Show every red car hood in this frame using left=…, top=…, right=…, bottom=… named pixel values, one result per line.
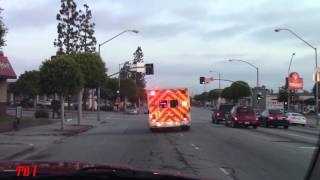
left=0, top=160, right=201, bottom=179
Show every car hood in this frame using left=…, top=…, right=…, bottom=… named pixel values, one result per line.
left=0, top=160, right=201, bottom=179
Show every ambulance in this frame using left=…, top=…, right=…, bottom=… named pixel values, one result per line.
left=146, top=88, right=191, bottom=131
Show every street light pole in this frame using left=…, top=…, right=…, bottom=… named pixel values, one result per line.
left=287, top=53, right=295, bottom=112
left=97, top=29, right=139, bottom=121
left=228, top=59, right=260, bottom=87
left=275, top=28, right=319, bottom=126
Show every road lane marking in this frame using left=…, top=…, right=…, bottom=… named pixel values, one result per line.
left=191, top=143, right=200, bottom=150
left=299, top=146, right=317, bottom=149
left=259, top=129, right=317, bottom=141
left=219, top=168, right=234, bottom=180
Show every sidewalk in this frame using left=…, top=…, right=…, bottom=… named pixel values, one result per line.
left=0, top=112, right=112, bottom=160
left=306, top=116, right=320, bottom=129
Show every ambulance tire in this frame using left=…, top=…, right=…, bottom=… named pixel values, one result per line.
left=181, top=125, right=190, bottom=131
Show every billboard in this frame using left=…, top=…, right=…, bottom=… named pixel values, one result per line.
left=286, top=72, right=303, bottom=90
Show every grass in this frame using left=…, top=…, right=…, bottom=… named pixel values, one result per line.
left=0, top=114, right=16, bottom=122
left=0, top=114, right=33, bottom=123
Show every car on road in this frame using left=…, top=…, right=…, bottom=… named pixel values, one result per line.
left=259, top=109, right=289, bottom=129
left=126, top=106, right=139, bottom=114
left=225, top=105, right=259, bottom=128
left=211, top=104, right=234, bottom=124
left=285, top=112, right=307, bottom=126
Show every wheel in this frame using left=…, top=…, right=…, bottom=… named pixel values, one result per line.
left=225, top=122, right=229, bottom=127
left=215, top=119, right=219, bottom=124
left=231, top=121, right=237, bottom=128
left=253, top=125, right=257, bottom=129
left=181, top=125, right=190, bottom=131
left=212, top=117, right=216, bottom=124
left=302, top=124, right=306, bottom=127
left=265, top=121, right=269, bottom=128
left=284, top=126, right=289, bottom=129
left=149, top=128, right=156, bottom=132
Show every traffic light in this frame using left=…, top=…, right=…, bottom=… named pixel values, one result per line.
left=256, top=93, right=263, bottom=104
left=257, top=93, right=262, bottom=100
left=145, top=64, right=154, bottom=75
left=200, top=77, right=205, bottom=84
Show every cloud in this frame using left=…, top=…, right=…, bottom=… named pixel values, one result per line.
left=3, top=0, right=58, bottom=29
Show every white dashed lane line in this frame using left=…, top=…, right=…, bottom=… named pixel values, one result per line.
left=299, top=146, right=318, bottom=150
left=191, top=143, right=200, bottom=150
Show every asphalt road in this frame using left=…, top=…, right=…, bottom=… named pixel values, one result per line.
left=16, top=107, right=319, bottom=180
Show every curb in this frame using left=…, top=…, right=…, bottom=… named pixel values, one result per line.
left=62, top=125, right=94, bottom=137
left=2, top=143, right=34, bottom=160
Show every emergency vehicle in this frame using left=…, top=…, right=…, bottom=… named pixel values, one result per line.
left=146, top=88, right=191, bottom=131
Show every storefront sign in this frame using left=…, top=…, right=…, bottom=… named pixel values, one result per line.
left=0, top=56, right=16, bottom=79
left=286, top=72, right=303, bottom=90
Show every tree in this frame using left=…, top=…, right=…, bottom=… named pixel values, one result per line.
left=120, top=79, right=137, bottom=101
left=54, top=0, right=79, bottom=54
left=304, top=98, right=315, bottom=105
left=72, top=53, right=105, bottom=88
left=277, top=86, right=288, bottom=102
left=78, top=4, right=96, bottom=52
left=208, top=89, right=222, bottom=102
left=230, top=81, right=251, bottom=101
left=39, top=56, right=84, bottom=130
left=221, top=87, right=232, bottom=100
left=101, top=77, right=118, bottom=101
left=131, top=46, right=145, bottom=87
left=70, top=53, right=105, bottom=122
left=193, top=92, right=208, bottom=104
left=0, top=8, right=7, bottom=47
left=119, top=47, right=146, bottom=105
left=14, top=70, right=40, bottom=107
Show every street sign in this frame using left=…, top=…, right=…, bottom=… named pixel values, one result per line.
left=130, top=63, right=145, bottom=73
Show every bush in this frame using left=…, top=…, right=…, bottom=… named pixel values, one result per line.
left=34, top=109, right=49, bottom=119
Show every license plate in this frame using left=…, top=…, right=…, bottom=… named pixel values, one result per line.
left=277, top=118, right=283, bottom=120
left=244, top=122, right=250, bottom=125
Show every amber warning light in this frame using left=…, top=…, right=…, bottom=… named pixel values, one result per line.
left=150, top=90, right=156, bottom=96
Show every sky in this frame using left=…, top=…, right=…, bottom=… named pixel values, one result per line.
left=1, top=0, right=320, bottom=96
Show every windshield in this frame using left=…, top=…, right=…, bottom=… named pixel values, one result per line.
left=219, top=105, right=234, bottom=112
left=269, top=109, right=283, bottom=115
left=1, top=1, right=319, bottom=180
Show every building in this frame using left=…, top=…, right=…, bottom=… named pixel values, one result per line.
left=0, top=51, right=17, bottom=115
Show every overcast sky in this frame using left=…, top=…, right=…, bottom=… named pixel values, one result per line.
left=1, top=0, right=319, bottom=95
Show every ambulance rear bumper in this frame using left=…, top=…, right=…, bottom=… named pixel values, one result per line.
left=149, top=120, right=190, bottom=128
